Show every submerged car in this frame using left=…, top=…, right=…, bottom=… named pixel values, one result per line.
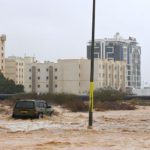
left=12, top=99, right=54, bottom=118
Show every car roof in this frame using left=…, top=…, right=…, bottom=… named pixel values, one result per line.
left=17, top=99, right=46, bottom=103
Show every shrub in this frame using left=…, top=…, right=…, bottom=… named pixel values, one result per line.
left=10, top=93, right=88, bottom=112
left=129, top=99, right=150, bottom=106
left=64, top=100, right=89, bottom=112
left=94, top=87, right=126, bottom=102
left=9, top=89, right=136, bottom=112
left=95, top=101, right=136, bottom=111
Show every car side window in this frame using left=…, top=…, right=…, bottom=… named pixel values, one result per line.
left=36, top=102, right=47, bottom=108
left=43, top=103, right=47, bottom=108
left=36, top=102, right=41, bottom=108
left=40, top=103, right=44, bottom=108
left=38, top=102, right=46, bottom=108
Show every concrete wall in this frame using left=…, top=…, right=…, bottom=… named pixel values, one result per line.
left=133, top=88, right=150, bottom=96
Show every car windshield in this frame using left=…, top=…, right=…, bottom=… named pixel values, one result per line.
left=15, top=101, right=34, bottom=109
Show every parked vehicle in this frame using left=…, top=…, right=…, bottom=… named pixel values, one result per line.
left=12, top=99, right=54, bottom=118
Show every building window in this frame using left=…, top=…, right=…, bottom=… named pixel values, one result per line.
left=1, top=47, right=3, bottom=50
left=46, top=84, right=49, bottom=88
left=103, top=82, right=105, bottom=86
left=38, top=85, right=40, bottom=88
left=103, top=65, right=105, bottom=69
left=55, top=84, right=57, bottom=88
left=109, top=74, right=111, bottom=78
left=99, top=64, right=101, bottom=68
left=29, top=77, right=31, bottom=80
left=37, top=68, right=40, bottom=72
left=99, top=82, right=101, bottom=87
left=55, top=76, right=57, bottom=80
left=29, top=69, right=31, bottom=72
left=46, top=76, right=49, bottom=80
left=55, top=68, right=58, bottom=72
left=29, top=85, right=31, bottom=88
left=46, top=68, right=49, bottom=72
left=120, top=75, right=123, bottom=79
left=38, top=77, right=40, bottom=80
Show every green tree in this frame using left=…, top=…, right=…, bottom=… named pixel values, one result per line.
left=0, top=72, right=24, bottom=94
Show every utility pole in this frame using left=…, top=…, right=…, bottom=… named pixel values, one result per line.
left=89, top=0, right=96, bottom=128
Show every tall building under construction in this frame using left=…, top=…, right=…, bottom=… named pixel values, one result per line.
left=0, top=34, right=6, bottom=75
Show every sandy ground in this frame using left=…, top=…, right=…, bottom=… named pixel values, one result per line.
left=0, top=104, right=150, bottom=150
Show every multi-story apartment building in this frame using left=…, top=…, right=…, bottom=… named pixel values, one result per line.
left=87, top=33, right=141, bottom=89
left=54, top=59, right=126, bottom=94
left=24, top=59, right=126, bottom=94
left=0, top=34, right=6, bottom=74
left=24, top=61, right=54, bottom=93
left=5, top=56, right=35, bottom=85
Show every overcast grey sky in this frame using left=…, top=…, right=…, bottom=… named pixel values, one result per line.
left=0, top=0, right=150, bottom=84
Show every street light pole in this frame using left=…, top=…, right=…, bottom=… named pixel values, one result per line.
left=89, top=0, right=96, bottom=128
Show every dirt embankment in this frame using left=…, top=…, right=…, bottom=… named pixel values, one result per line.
left=0, top=102, right=150, bottom=150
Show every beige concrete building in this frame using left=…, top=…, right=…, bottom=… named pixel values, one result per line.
left=5, top=56, right=35, bottom=85
left=0, top=34, right=6, bottom=74
left=24, top=59, right=126, bottom=94
left=54, top=59, right=126, bottom=94
left=24, top=61, right=54, bottom=93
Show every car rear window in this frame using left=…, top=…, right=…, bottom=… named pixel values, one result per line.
left=15, top=101, right=34, bottom=109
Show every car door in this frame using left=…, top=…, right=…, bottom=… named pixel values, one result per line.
left=42, top=102, right=47, bottom=115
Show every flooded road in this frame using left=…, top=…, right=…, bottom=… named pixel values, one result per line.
left=0, top=106, right=150, bottom=150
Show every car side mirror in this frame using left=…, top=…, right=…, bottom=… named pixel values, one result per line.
left=47, top=105, right=51, bottom=108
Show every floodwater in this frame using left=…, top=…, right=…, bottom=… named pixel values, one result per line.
left=0, top=105, right=150, bottom=150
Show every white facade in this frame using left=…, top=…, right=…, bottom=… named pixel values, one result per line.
left=132, top=88, right=150, bottom=96
left=0, top=34, right=6, bottom=74
left=24, top=62, right=54, bottom=93
left=54, top=59, right=126, bottom=94
left=54, top=59, right=126, bottom=95
left=23, top=59, right=126, bottom=95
